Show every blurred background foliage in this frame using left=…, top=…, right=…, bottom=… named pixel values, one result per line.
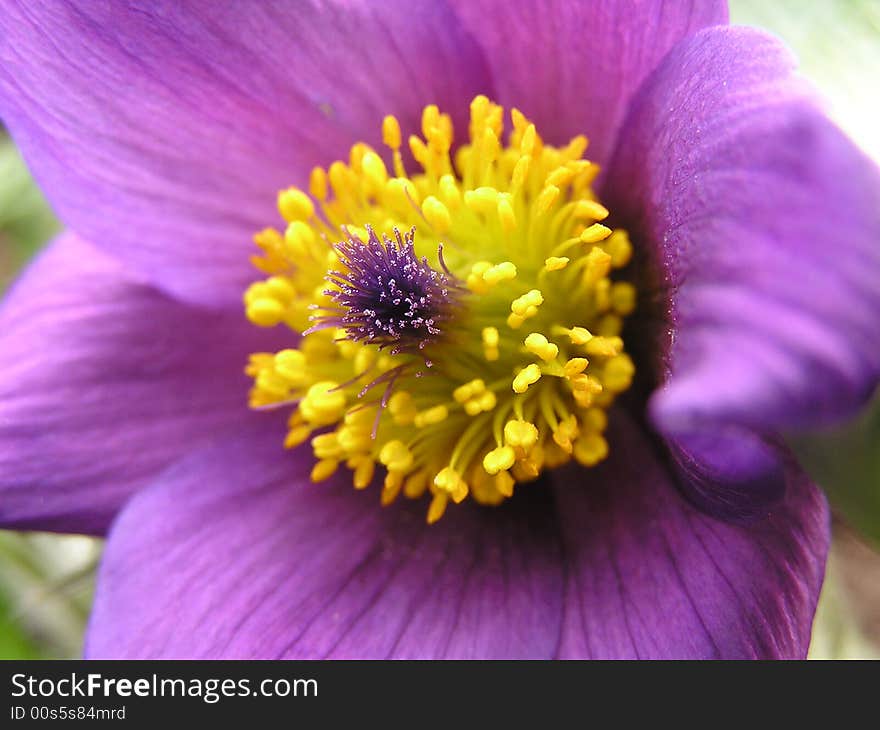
left=0, top=0, right=878, bottom=658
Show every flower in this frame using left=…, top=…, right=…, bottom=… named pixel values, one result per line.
left=0, top=0, right=877, bottom=659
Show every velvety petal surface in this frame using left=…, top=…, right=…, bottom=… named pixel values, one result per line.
left=0, top=233, right=288, bottom=535
left=553, top=417, right=827, bottom=658
left=86, top=415, right=827, bottom=659
left=448, top=0, right=727, bottom=163
left=86, top=431, right=566, bottom=659
left=604, top=27, right=880, bottom=439
left=0, top=0, right=491, bottom=308
left=601, top=27, right=880, bottom=517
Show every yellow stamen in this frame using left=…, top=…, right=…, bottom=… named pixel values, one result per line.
left=243, top=97, right=636, bottom=522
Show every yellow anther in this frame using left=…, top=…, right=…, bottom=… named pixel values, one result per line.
left=352, top=458, right=375, bottom=489
left=512, top=364, right=542, bottom=394
left=504, top=420, right=539, bottom=449
left=584, top=336, right=623, bottom=357
left=381, top=471, right=405, bottom=506
left=483, top=446, right=516, bottom=475
left=497, top=194, right=517, bottom=232
left=483, top=261, right=517, bottom=285
left=422, top=195, right=451, bottom=233
left=245, top=297, right=285, bottom=327
left=328, top=161, right=355, bottom=197
left=284, top=220, right=316, bottom=258
left=337, top=424, right=371, bottom=453
left=308, top=167, right=328, bottom=201
left=408, top=134, right=429, bottom=166
left=311, top=458, right=339, bottom=482
left=482, top=326, right=499, bottom=348
left=464, top=186, right=500, bottom=215
left=438, top=174, right=462, bottom=209
left=414, top=404, right=449, bottom=428
left=464, top=390, right=496, bottom=416
left=524, top=332, right=559, bottom=362
left=379, top=440, right=414, bottom=474
left=604, top=354, right=636, bottom=393
left=277, top=187, right=314, bottom=222
left=570, top=373, right=603, bottom=394
left=467, top=268, right=491, bottom=294
left=382, top=115, right=401, bottom=148
left=507, top=312, right=526, bottom=329
left=561, top=326, right=593, bottom=345
left=404, top=470, right=429, bottom=499
left=544, top=256, right=569, bottom=271
left=427, top=493, right=449, bottom=524
left=520, top=123, right=537, bottom=155
left=580, top=223, right=613, bottom=243
left=284, top=424, right=312, bottom=449
left=583, top=408, right=608, bottom=432
left=349, top=142, right=369, bottom=170
left=583, top=246, right=612, bottom=282
left=511, top=289, right=544, bottom=316
left=574, top=199, right=609, bottom=220
left=385, top=177, right=420, bottom=209
left=535, top=185, right=560, bottom=215
left=611, top=282, right=637, bottom=315
left=434, top=467, right=468, bottom=503
left=563, top=135, right=589, bottom=159
left=387, top=391, right=417, bottom=425
left=300, top=381, right=347, bottom=426
left=353, top=346, right=378, bottom=375
left=563, top=357, right=589, bottom=377
left=360, top=151, right=388, bottom=186
left=495, top=471, right=515, bottom=497
left=545, top=166, right=575, bottom=188
left=274, top=349, right=308, bottom=385
left=453, top=379, right=485, bottom=403
left=512, top=155, right=531, bottom=190
left=421, top=104, right=440, bottom=138
left=482, top=326, right=500, bottom=361
left=344, top=405, right=374, bottom=427
left=255, top=369, right=291, bottom=398
left=604, top=229, right=633, bottom=267
left=311, top=432, right=342, bottom=460
left=573, top=433, right=609, bottom=467
left=552, top=414, right=579, bottom=453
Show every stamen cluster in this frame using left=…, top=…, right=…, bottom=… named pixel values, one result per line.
left=243, top=96, right=636, bottom=522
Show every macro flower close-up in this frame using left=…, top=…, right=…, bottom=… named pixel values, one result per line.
left=0, top=0, right=878, bottom=660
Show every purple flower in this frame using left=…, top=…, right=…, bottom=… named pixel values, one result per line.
left=0, top=0, right=877, bottom=659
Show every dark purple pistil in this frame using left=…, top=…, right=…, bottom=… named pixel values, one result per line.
left=307, top=226, right=462, bottom=356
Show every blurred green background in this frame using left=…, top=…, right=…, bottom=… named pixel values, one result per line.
left=0, top=0, right=878, bottom=658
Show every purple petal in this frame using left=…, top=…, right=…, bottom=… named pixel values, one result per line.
left=448, top=0, right=727, bottom=163
left=553, top=416, right=828, bottom=658
left=86, top=415, right=827, bottom=659
left=604, top=26, right=880, bottom=439
left=601, top=27, right=880, bottom=517
left=85, top=431, right=565, bottom=659
left=0, top=233, right=288, bottom=535
left=0, top=1, right=491, bottom=308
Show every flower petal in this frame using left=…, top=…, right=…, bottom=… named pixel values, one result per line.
left=0, top=233, right=287, bottom=535
left=601, top=27, right=880, bottom=517
left=448, top=0, right=727, bottom=162
left=553, top=416, right=828, bottom=659
left=85, top=415, right=827, bottom=659
left=0, top=0, right=491, bottom=308
left=85, top=431, right=565, bottom=659
left=603, top=26, right=880, bottom=438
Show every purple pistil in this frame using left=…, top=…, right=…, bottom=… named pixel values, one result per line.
left=307, top=226, right=462, bottom=356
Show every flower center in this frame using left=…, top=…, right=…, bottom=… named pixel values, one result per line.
left=244, top=96, right=636, bottom=523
